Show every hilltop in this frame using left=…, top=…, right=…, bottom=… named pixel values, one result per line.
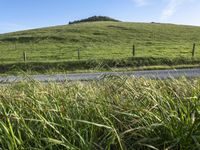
left=68, top=16, right=120, bottom=24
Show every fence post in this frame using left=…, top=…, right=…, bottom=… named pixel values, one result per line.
left=77, top=49, right=80, bottom=60
left=14, top=42, right=17, bottom=50
left=192, top=43, right=196, bottom=58
left=23, top=51, right=26, bottom=62
left=132, top=45, right=135, bottom=57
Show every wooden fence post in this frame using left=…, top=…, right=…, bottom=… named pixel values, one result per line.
left=77, top=49, right=80, bottom=60
left=132, top=45, right=135, bottom=57
left=14, top=42, right=17, bottom=50
left=192, top=43, right=196, bottom=58
left=23, top=51, right=26, bottom=62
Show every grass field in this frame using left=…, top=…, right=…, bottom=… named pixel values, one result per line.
left=0, top=77, right=200, bottom=149
left=0, top=21, right=200, bottom=73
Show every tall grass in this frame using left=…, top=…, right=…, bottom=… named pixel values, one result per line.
left=0, top=77, right=200, bottom=149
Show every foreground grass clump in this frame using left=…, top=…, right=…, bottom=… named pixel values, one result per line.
left=0, top=77, right=200, bottom=149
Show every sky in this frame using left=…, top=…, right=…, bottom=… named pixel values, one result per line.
left=0, top=0, right=200, bottom=33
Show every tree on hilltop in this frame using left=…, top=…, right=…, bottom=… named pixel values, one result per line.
left=69, top=16, right=120, bottom=24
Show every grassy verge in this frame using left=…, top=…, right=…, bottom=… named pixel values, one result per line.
left=0, top=57, right=200, bottom=75
left=0, top=77, right=200, bottom=149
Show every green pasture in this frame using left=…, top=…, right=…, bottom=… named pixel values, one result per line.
left=0, top=22, right=200, bottom=63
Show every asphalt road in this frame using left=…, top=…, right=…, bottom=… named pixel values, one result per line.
left=0, top=68, right=200, bottom=83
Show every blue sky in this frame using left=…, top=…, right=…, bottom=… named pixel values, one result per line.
left=0, top=0, right=200, bottom=33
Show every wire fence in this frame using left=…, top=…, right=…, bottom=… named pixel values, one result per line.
left=0, top=42, right=199, bottom=63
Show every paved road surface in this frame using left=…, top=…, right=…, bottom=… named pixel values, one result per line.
left=0, top=68, right=200, bottom=83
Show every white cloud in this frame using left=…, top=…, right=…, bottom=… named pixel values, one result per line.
left=161, top=0, right=196, bottom=20
left=132, top=0, right=148, bottom=6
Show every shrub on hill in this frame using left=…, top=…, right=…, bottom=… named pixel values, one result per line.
left=69, top=16, right=120, bottom=24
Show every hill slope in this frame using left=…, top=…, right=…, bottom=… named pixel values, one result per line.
left=0, top=21, right=200, bottom=63
left=0, top=21, right=200, bottom=74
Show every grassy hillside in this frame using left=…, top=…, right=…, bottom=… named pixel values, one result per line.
left=0, top=21, right=200, bottom=73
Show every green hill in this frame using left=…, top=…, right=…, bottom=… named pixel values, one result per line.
left=0, top=20, right=200, bottom=73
